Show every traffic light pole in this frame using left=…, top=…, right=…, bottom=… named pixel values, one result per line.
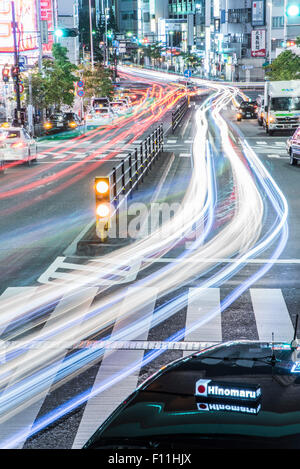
left=11, top=1, right=21, bottom=126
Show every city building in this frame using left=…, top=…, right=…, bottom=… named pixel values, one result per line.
left=116, top=0, right=138, bottom=35
left=57, top=0, right=80, bottom=64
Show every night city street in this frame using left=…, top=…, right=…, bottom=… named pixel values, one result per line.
left=0, top=0, right=300, bottom=457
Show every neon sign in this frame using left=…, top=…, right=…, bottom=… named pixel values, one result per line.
left=40, top=0, right=54, bottom=53
left=0, top=0, right=38, bottom=53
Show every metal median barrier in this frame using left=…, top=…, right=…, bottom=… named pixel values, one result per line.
left=172, top=97, right=189, bottom=133
left=110, top=123, right=164, bottom=208
left=92, top=124, right=164, bottom=242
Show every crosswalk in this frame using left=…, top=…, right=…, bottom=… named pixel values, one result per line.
left=35, top=136, right=289, bottom=163
left=37, top=139, right=146, bottom=162
left=0, top=284, right=297, bottom=448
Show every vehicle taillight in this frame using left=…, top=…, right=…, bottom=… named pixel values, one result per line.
left=11, top=142, right=25, bottom=149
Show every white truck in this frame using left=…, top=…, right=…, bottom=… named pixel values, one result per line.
left=263, top=80, right=300, bottom=135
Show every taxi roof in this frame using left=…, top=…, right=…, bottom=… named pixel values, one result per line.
left=84, top=340, right=300, bottom=449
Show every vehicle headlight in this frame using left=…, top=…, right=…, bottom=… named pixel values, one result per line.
left=43, top=122, right=52, bottom=130
left=269, top=115, right=276, bottom=123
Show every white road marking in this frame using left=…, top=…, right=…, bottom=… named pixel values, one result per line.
left=250, top=288, right=294, bottom=342
left=0, top=288, right=38, bottom=336
left=179, top=153, right=191, bottom=157
left=267, top=154, right=289, bottom=159
left=37, top=256, right=142, bottom=285
left=183, top=288, right=221, bottom=357
left=72, top=287, right=157, bottom=449
left=0, top=287, right=98, bottom=449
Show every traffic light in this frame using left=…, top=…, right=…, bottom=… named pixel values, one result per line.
left=94, top=177, right=111, bottom=220
left=2, top=67, right=9, bottom=82
left=286, top=4, right=300, bottom=16
left=11, top=66, right=19, bottom=80
left=94, top=177, right=111, bottom=241
left=54, top=28, right=78, bottom=38
left=287, top=40, right=296, bottom=47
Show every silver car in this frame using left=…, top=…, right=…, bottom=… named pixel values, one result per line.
left=0, top=126, right=37, bottom=166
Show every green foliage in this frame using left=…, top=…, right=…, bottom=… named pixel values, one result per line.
left=23, top=43, right=78, bottom=111
left=265, top=49, right=300, bottom=80
left=80, top=64, right=114, bottom=102
left=180, top=52, right=201, bottom=68
left=143, top=42, right=163, bottom=66
left=23, top=71, right=46, bottom=109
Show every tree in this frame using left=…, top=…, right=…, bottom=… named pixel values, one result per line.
left=42, top=44, right=78, bottom=110
left=180, top=51, right=202, bottom=69
left=265, top=49, right=300, bottom=80
left=23, top=70, right=47, bottom=110
left=23, top=43, right=78, bottom=114
left=80, top=64, right=114, bottom=103
left=146, top=43, right=163, bottom=67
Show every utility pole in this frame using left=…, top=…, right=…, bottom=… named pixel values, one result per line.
left=89, top=0, right=94, bottom=70
left=170, top=31, right=174, bottom=69
left=11, top=1, right=21, bottom=126
left=28, top=73, right=34, bottom=136
left=35, top=0, right=43, bottom=72
left=105, top=4, right=108, bottom=66
left=283, top=0, right=288, bottom=44
left=268, top=1, right=273, bottom=63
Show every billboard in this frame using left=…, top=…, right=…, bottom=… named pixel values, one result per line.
left=251, top=29, right=266, bottom=57
left=40, top=0, right=54, bottom=53
left=0, top=0, right=38, bottom=52
left=251, top=0, right=266, bottom=26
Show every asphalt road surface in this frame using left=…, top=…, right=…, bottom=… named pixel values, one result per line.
left=0, top=71, right=299, bottom=449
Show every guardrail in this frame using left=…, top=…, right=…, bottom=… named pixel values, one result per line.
left=172, top=97, right=189, bottom=133
left=109, top=123, right=164, bottom=213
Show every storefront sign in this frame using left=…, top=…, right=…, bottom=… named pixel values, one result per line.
left=251, top=29, right=266, bottom=57
left=252, top=0, right=266, bottom=26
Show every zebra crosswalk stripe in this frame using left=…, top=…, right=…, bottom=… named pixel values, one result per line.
left=0, top=287, right=38, bottom=336
left=72, top=286, right=158, bottom=449
left=0, top=287, right=98, bottom=449
left=0, top=285, right=297, bottom=448
left=250, top=288, right=294, bottom=342
left=183, top=288, right=221, bottom=357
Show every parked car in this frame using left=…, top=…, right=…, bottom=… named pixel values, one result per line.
left=0, top=125, right=37, bottom=166
left=287, top=126, right=300, bottom=166
left=236, top=100, right=258, bottom=121
left=83, top=339, right=300, bottom=449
